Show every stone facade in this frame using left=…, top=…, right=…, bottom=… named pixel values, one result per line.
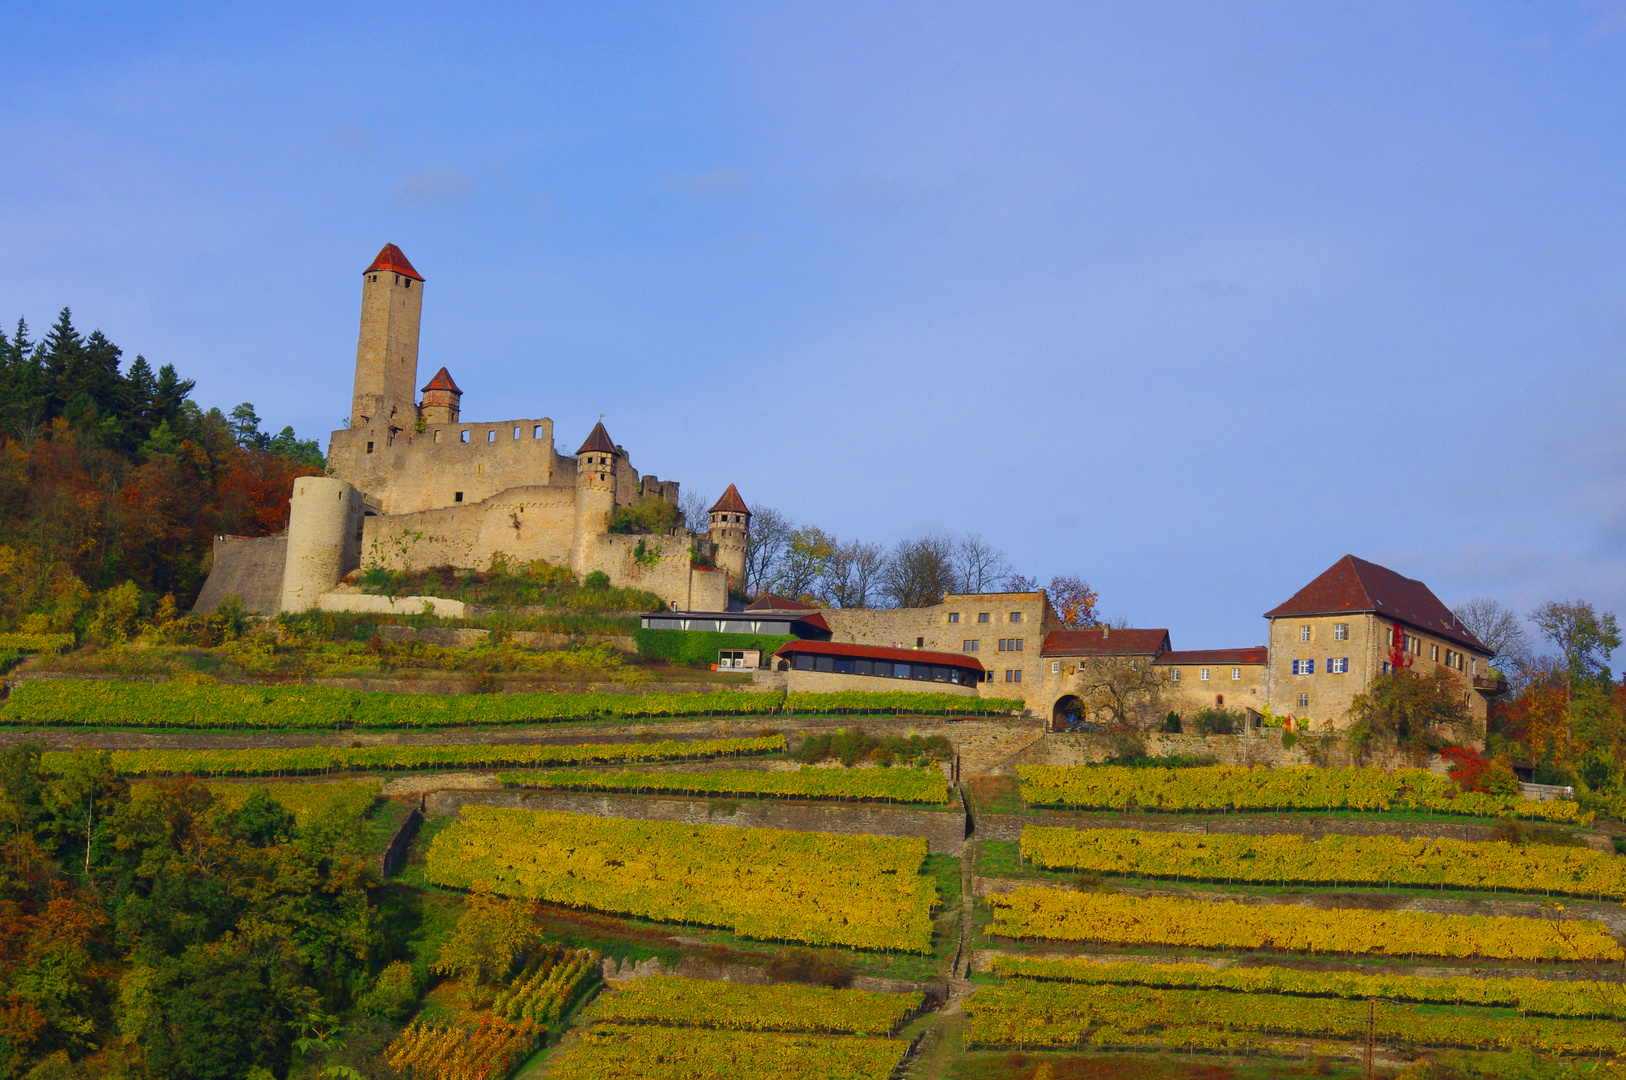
left=1262, top=555, right=1495, bottom=734
left=198, top=245, right=749, bottom=615
left=822, top=591, right=1054, bottom=710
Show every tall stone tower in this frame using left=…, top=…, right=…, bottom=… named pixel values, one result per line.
left=350, top=244, right=424, bottom=433
left=572, top=421, right=619, bottom=573
left=708, top=484, right=751, bottom=593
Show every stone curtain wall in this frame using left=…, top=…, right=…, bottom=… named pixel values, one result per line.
left=328, top=418, right=567, bottom=516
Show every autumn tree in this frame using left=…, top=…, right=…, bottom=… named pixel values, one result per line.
left=743, top=506, right=791, bottom=596
left=1347, top=667, right=1474, bottom=759
left=882, top=534, right=958, bottom=608
left=826, top=539, right=886, bottom=608
left=1073, top=655, right=1172, bottom=730
left=1049, top=575, right=1099, bottom=630
left=952, top=534, right=1010, bottom=594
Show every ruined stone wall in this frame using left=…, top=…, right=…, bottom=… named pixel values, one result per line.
left=328, top=419, right=569, bottom=516
left=194, top=534, right=287, bottom=614
left=359, top=485, right=578, bottom=573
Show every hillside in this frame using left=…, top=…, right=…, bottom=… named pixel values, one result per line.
left=0, top=610, right=1621, bottom=1080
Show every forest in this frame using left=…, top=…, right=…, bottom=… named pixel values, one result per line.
left=0, top=310, right=322, bottom=628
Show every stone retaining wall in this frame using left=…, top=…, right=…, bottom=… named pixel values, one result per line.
left=425, top=788, right=971, bottom=855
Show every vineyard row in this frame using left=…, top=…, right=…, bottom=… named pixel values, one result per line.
left=987, top=887, right=1623, bottom=962
left=1022, top=825, right=1626, bottom=901
left=52, top=735, right=785, bottom=777
left=497, top=764, right=950, bottom=804
left=1019, top=763, right=1586, bottom=823
left=1, top=679, right=1021, bottom=729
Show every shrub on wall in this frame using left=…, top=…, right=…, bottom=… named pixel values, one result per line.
left=634, top=628, right=794, bottom=667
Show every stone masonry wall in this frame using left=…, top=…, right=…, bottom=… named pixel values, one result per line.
left=194, top=534, right=286, bottom=615
left=425, top=788, right=970, bottom=854
left=329, top=419, right=568, bottom=516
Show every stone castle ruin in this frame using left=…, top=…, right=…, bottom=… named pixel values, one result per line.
left=197, top=244, right=749, bottom=615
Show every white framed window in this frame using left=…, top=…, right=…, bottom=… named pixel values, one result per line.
left=1169, top=668, right=1181, bottom=681
left=1292, top=659, right=1315, bottom=675
left=1430, top=643, right=1439, bottom=662
left=1051, top=660, right=1060, bottom=673
left=1199, top=668, right=1210, bottom=681
left=1333, top=623, right=1348, bottom=640
left=1300, top=625, right=1312, bottom=642
left=1231, top=667, right=1241, bottom=680
left=1470, top=658, right=1477, bottom=676
left=1297, top=692, right=1309, bottom=708
left=1329, top=657, right=1349, bottom=674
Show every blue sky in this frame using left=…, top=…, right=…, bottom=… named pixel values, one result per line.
left=3, top=2, right=1625, bottom=648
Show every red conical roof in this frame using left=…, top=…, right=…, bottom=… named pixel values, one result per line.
left=576, top=421, right=616, bottom=455
left=709, top=484, right=750, bottom=515
left=364, top=243, right=423, bottom=281
left=421, top=367, right=461, bottom=394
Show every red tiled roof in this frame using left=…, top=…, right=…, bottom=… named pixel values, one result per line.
left=775, top=639, right=986, bottom=673
left=420, top=367, right=461, bottom=394
left=575, top=421, right=616, bottom=456
left=364, top=243, right=423, bottom=281
left=745, top=593, right=817, bottom=612
left=1264, top=555, right=1489, bottom=654
left=709, top=484, right=750, bottom=516
left=1042, top=628, right=1170, bottom=657
left=1153, top=647, right=1268, bottom=666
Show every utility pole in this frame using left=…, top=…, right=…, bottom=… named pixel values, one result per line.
left=1364, top=997, right=1375, bottom=1080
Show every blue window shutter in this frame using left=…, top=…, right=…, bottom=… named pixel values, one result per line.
left=1291, top=660, right=1300, bottom=675
left=1307, top=659, right=1315, bottom=674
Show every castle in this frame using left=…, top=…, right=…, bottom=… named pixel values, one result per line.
left=196, top=244, right=749, bottom=616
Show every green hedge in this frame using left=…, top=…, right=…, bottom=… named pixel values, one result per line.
left=634, top=628, right=795, bottom=668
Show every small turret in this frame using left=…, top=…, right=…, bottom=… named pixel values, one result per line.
left=419, top=367, right=462, bottom=425
left=708, top=484, right=751, bottom=592
left=572, top=421, right=619, bottom=572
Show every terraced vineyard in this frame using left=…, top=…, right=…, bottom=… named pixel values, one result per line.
left=1021, top=824, right=1626, bottom=899
left=989, top=956, right=1626, bottom=1018
left=585, top=974, right=922, bottom=1035
left=1019, top=763, right=1589, bottom=822
left=425, top=807, right=938, bottom=951
left=2, top=678, right=1019, bottom=728
left=550, top=976, right=918, bottom=1079
left=965, top=979, right=1626, bottom=1055
left=59, top=734, right=784, bottom=777
left=987, top=887, right=1623, bottom=961
left=497, top=763, right=951, bottom=803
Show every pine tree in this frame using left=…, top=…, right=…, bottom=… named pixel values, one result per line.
left=40, top=307, right=84, bottom=417
left=125, top=355, right=158, bottom=445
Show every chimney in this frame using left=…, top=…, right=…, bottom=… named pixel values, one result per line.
left=1102, top=626, right=1109, bottom=639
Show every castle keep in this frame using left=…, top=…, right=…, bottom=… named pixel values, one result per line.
left=197, top=244, right=748, bottom=616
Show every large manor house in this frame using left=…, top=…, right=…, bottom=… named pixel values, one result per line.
left=199, top=245, right=1503, bottom=735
